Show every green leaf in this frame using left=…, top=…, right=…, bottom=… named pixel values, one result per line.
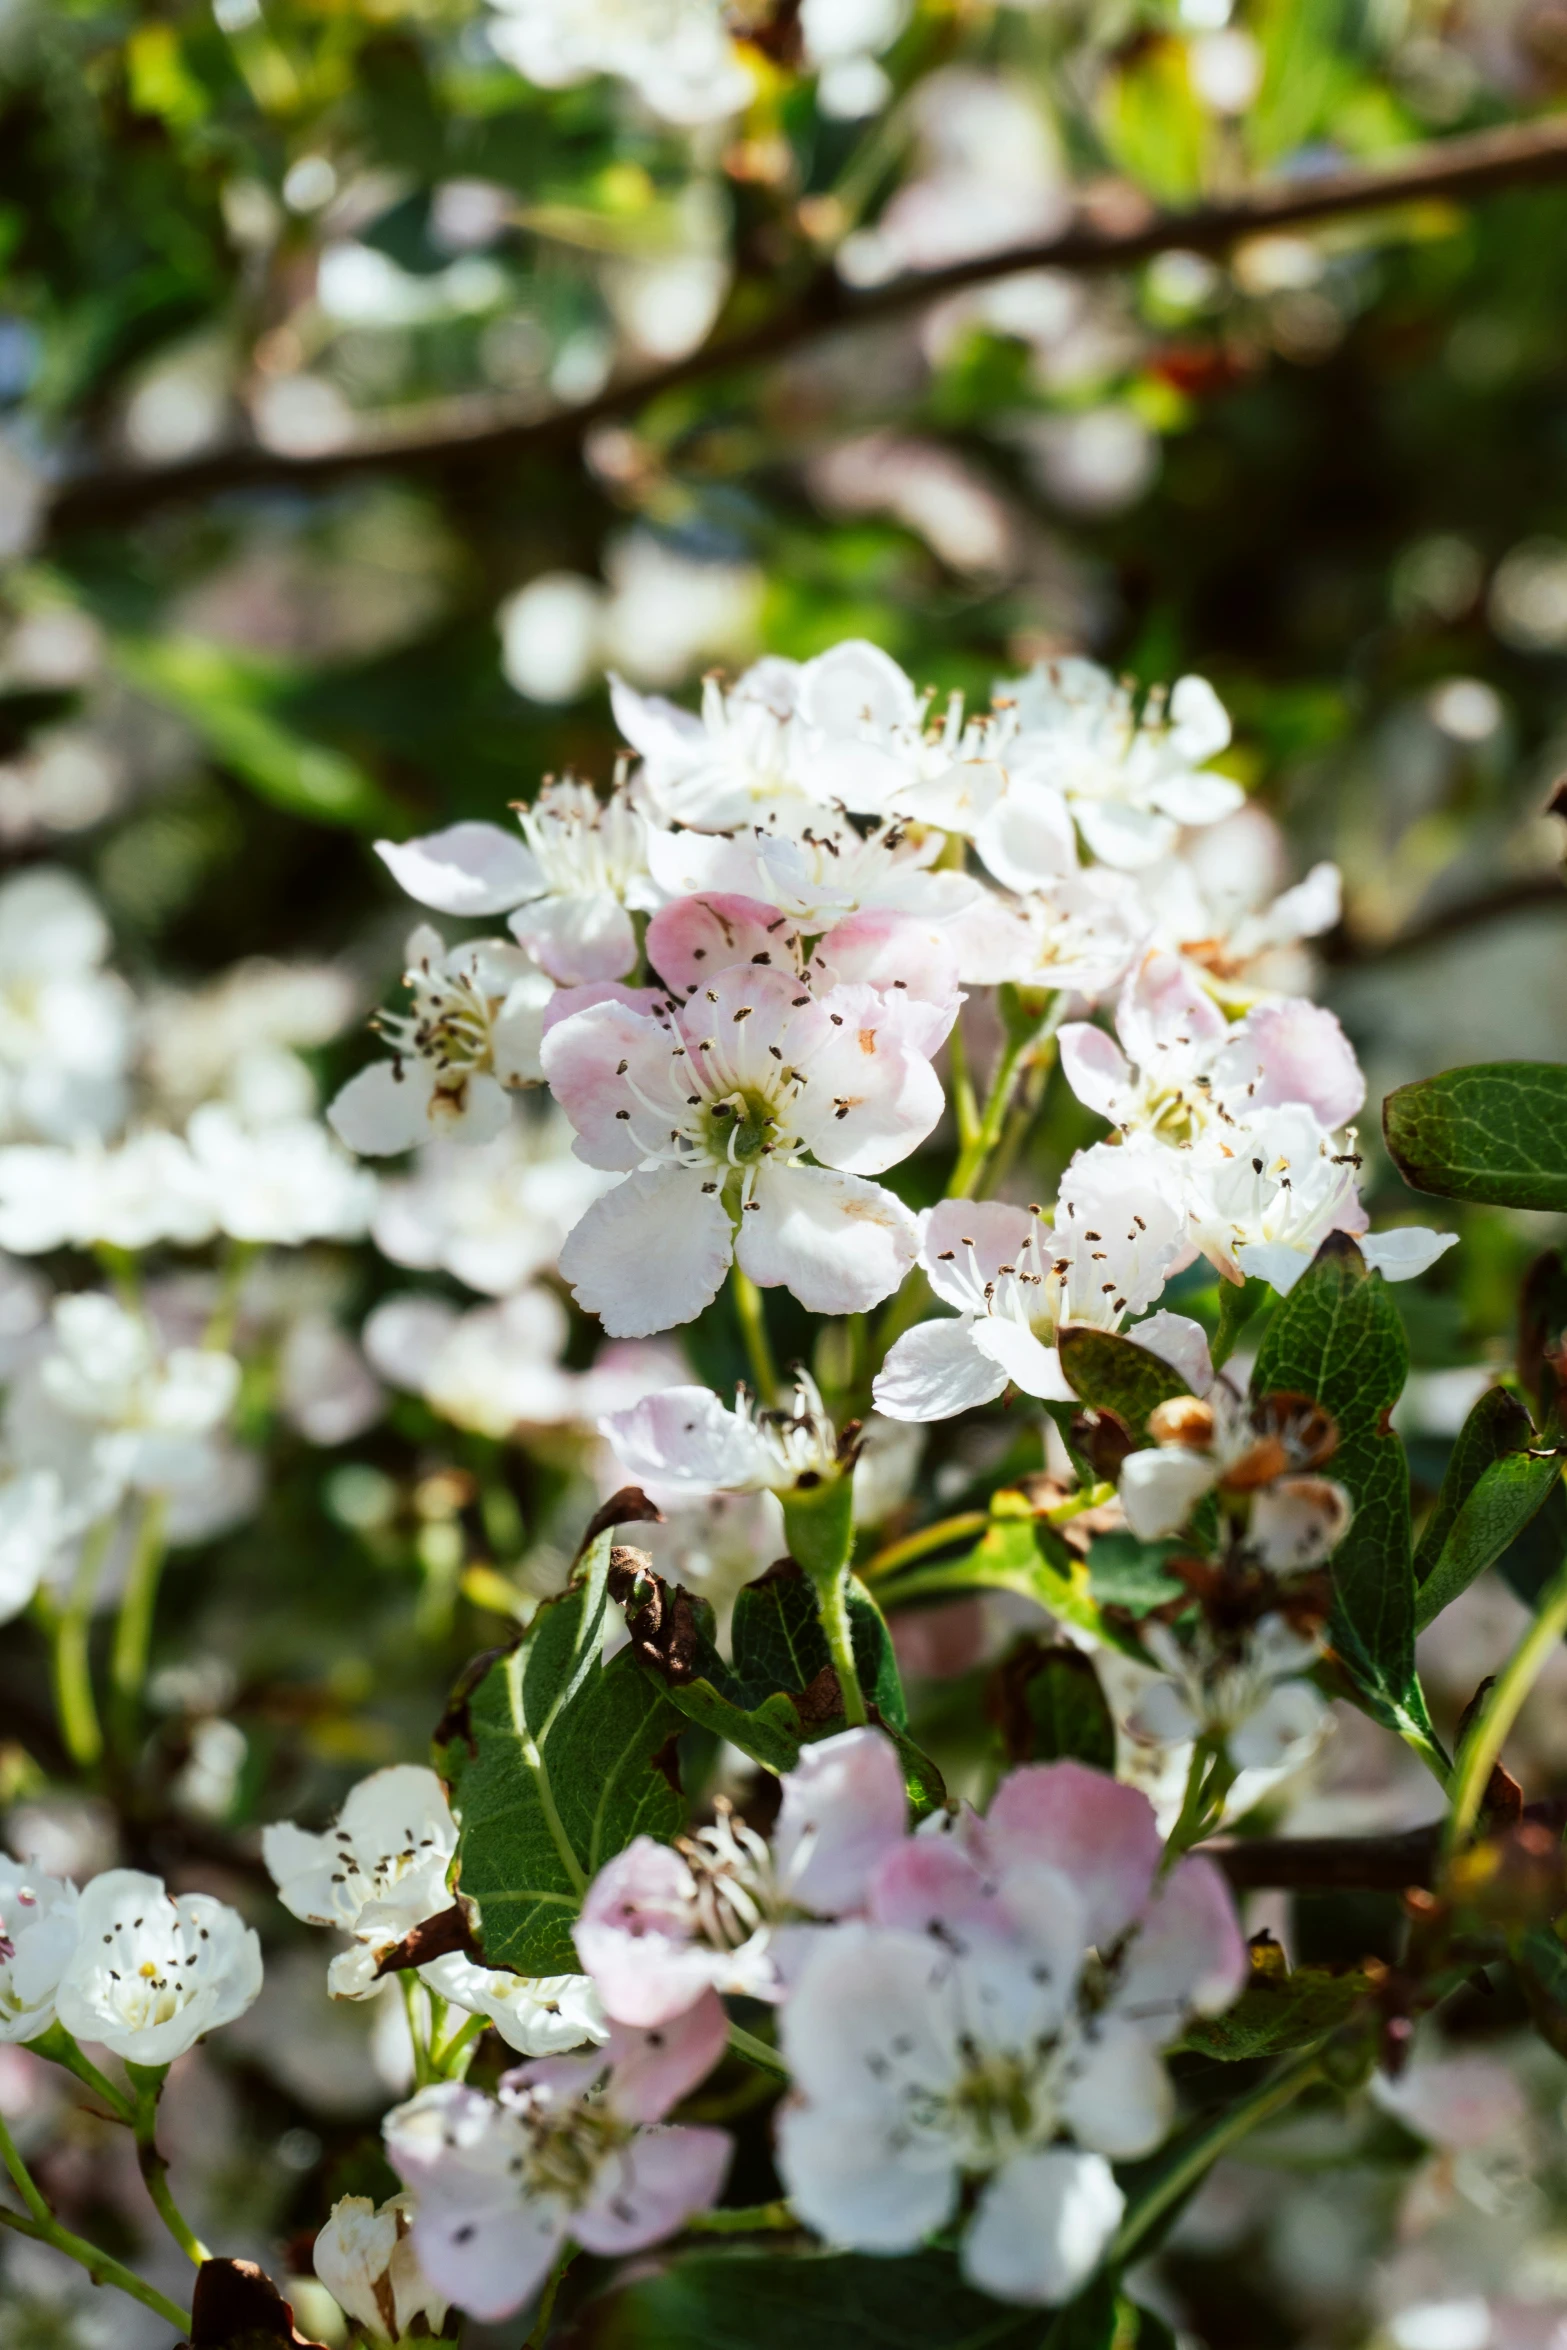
left=1178, top=1967, right=1370, bottom=2060
left=1512, top=1922, right=1567, bottom=2060
left=1086, top=1532, right=1188, bottom=1617
left=438, top=1539, right=685, bottom=1973
left=581, top=2247, right=1054, bottom=2350
left=880, top=1499, right=1146, bottom=1663
left=1414, top=1386, right=1562, bottom=1630
left=731, top=1565, right=906, bottom=1731
left=115, top=636, right=400, bottom=831
left=1384, top=1063, right=1567, bottom=1212
left=988, top=1640, right=1116, bottom=1770
left=1250, top=1236, right=1431, bottom=1740
left=1057, top=1326, right=1191, bottom=1434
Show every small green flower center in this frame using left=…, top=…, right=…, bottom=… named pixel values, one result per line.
left=705, top=1088, right=779, bottom=1166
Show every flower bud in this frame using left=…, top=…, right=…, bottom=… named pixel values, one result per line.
left=313, top=2194, right=448, bottom=2347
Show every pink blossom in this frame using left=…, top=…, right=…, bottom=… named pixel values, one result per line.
left=574, top=1728, right=907, bottom=2025
left=542, top=964, right=933, bottom=1335
left=384, top=1997, right=729, bottom=2324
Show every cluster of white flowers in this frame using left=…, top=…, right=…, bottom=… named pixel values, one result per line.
left=291, top=1735, right=1244, bottom=2324
left=335, top=638, right=1451, bottom=1363
left=0, top=1854, right=261, bottom=2062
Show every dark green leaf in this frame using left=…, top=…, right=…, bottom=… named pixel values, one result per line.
left=1086, top=1533, right=1188, bottom=1617
left=1057, top=1326, right=1191, bottom=1433
left=1500, top=1477, right=1567, bottom=1612
left=1250, top=1236, right=1431, bottom=1741
left=989, top=1640, right=1116, bottom=1770
left=1512, top=1922, right=1567, bottom=2060
left=439, top=1538, right=685, bottom=1973
left=730, top=1565, right=906, bottom=1731
left=611, top=1563, right=804, bottom=1774
left=1178, top=1967, right=1370, bottom=2060
left=580, top=2247, right=1052, bottom=2350
left=1414, top=1386, right=1561, bottom=1629
left=1384, top=1063, right=1567, bottom=1211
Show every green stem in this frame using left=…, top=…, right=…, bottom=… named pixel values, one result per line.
left=947, top=1014, right=980, bottom=1153
left=109, top=1494, right=168, bottom=1750
left=0, top=2202, right=191, bottom=2332
left=731, top=1266, right=780, bottom=1407
left=946, top=993, right=1063, bottom=1200
left=201, top=1235, right=256, bottom=1352
left=860, top=1510, right=989, bottom=1580
left=25, top=2026, right=133, bottom=2125
left=684, top=2199, right=796, bottom=2234
left=130, top=2077, right=208, bottom=2265
left=402, top=1972, right=439, bottom=2089
left=431, top=2008, right=488, bottom=2079
left=1106, top=2046, right=1328, bottom=2273
left=52, top=1517, right=115, bottom=1772
left=1447, top=1536, right=1567, bottom=1852
left=523, top=2243, right=575, bottom=2348
left=1162, top=1738, right=1237, bottom=1866
left=816, top=1568, right=868, bottom=1728
left=727, top=2021, right=789, bottom=2079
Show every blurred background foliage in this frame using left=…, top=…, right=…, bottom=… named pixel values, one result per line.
left=3, top=0, right=1567, bottom=2341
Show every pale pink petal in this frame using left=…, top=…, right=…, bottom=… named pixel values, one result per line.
left=1167, top=674, right=1232, bottom=762
left=605, top=1988, right=730, bottom=2120
left=1059, top=1023, right=1134, bottom=1123
left=1118, top=1447, right=1217, bottom=1540
left=411, top=2199, right=560, bottom=2325
left=1128, top=1310, right=1213, bottom=1396
left=811, top=910, right=962, bottom=1054
left=1113, top=1853, right=1247, bottom=2030
left=797, top=639, right=920, bottom=735
left=572, top=1839, right=716, bottom=2028
left=1360, top=1228, right=1459, bottom=1282
left=541, top=980, right=669, bottom=1033
left=964, top=2149, right=1124, bottom=2306
left=560, top=1169, right=734, bottom=1337
left=510, top=893, right=638, bottom=986
left=328, top=1061, right=436, bottom=1157
left=868, top=1837, right=1004, bottom=1941
left=792, top=983, right=944, bottom=1175
left=601, top=1387, right=771, bottom=1496
left=776, top=2101, right=959, bottom=2252
left=540, top=1000, right=683, bottom=1173
left=1217, top=1000, right=1365, bottom=1129
left=1117, top=951, right=1227, bottom=1073
left=778, top=1923, right=957, bottom=2109
left=920, top=1199, right=1038, bottom=1313
left=575, top=2124, right=731, bottom=2254
left=1058, top=2022, right=1173, bottom=2158
left=775, top=1728, right=907, bottom=1914
left=646, top=893, right=797, bottom=992
left=985, top=1762, right=1162, bottom=1946
left=738, top=1162, right=916, bottom=1315
left=970, top=1316, right=1074, bottom=1402
left=376, top=821, right=540, bottom=916
left=974, top=779, right=1078, bottom=893
left=872, top=1317, right=1008, bottom=1423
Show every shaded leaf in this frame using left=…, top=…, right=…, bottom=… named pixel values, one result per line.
left=580, top=2246, right=1053, bottom=2350
left=439, top=1532, right=684, bottom=1972
left=1512, top=1923, right=1567, bottom=2060
left=1178, top=1967, right=1370, bottom=2060
left=988, top=1639, right=1116, bottom=1770
left=1058, top=1326, right=1191, bottom=1435
left=1087, top=1532, right=1188, bottom=1617
left=1384, top=1063, right=1567, bottom=1212
left=1413, top=1386, right=1562, bottom=1629
left=731, top=1564, right=906, bottom=1731
left=1250, top=1236, right=1432, bottom=1742
left=1519, top=1248, right=1567, bottom=1425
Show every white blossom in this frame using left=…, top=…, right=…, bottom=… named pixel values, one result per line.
left=602, top=1369, right=843, bottom=1498
left=186, top=1104, right=377, bottom=1244
left=0, top=1854, right=80, bottom=2041
left=417, top=1957, right=608, bottom=2056
left=484, top=0, right=752, bottom=127
left=362, top=1287, right=579, bottom=1436
left=55, top=1868, right=262, bottom=2064
left=263, top=1764, right=458, bottom=1999
left=1124, top=1616, right=1330, bottom=1775
left=0, top=867, right=132, bottom=1146
left=370, top=1108, right=613, bottom=1296
left=328, top=926, right=552, bottom=1157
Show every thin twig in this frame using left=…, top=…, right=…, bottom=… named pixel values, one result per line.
left=43, top=116, right=1567, bottom=535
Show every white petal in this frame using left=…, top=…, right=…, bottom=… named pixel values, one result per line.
left=872, top=1317, right=1008, bottom=1423
left=1058, top=2020, right=1174, bottom=2158
left=1229, top=1679, right=1329, bottom=1772
left=775, top=1729, right=908, bottom=1913
left=560, top=1168, right=734, bottom=1338
left=1360, top=1228, right=1459, bottom=1282
left=1118, top=1447, right=1216, bottom=1540
left=1129, top=1310, right=1213, bottom=1397
left=970, top=1316, right=1074, bottom=1401
left=376, top=822, right=540, bottom=916
left=964, top=2149, right=1123, bottom=2306
left=602, top=1387, right=772, bottom=1494
left=1250, top=1475, right=1352, bottom=1571
left=739, top=1162, right=917, bottom=1315
left=509, top=893, right=638, bottom=987
left=1167, top=674, right=1233, bottom=762
left=920, top=1199, right=1037, bottom=1313
left=1058, top=1022, right=1134, bottom=1123
left=1074, top=800, right=1174, bottom=871
left=1233, top=1240, right=1311, bottom=1296
left=328, top=1061, right=435, bottom=1157
left=776, top=2101, right=959, bottom=2252
left=974, top=780, right=1078, bottom=893
left=1148, top=770, right=1245, bottom=827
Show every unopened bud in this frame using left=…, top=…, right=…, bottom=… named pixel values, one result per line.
left=313, top=2193, right=448, bottom=2347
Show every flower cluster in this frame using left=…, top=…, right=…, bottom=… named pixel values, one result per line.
left=334, top=1732, right=1245, bottom=2324
left=333, top=639, right=1453, bottom=1361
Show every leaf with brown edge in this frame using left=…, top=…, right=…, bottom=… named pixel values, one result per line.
left=575, top=1486, right=664, bottom=1560
left=1057, top=1325, right=1190, bottom=1435
left=372, top=1902, right=478, bottom=1977
left=185, top=2259, right=329, bottom=2349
